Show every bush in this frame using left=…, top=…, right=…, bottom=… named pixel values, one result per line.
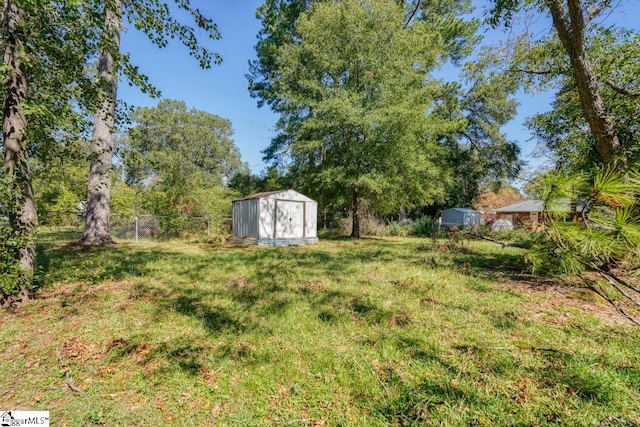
left=411, top=216, right=438, bottom=236
left=386, top=220, right=412, bottom=237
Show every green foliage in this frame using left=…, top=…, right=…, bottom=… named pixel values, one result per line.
left=122, top=99, right=243, bottom=236
left=412, top=216, right=438, bottom=236
left=366, top=216, right=440, bottom=237
left=525, top=167, right=640, bottom=320
left=126, top=99, right=243, bottom=186
left=228, top=166, right=292, bottom=198
left=524, top=26, right=640, bottom=171
left=484, top=2, right=639, bottom=171
left=386, top=221, right=412, bottom=237
left=251, top=0, right=522, bottom=219
left=32, top=151, right=87, bottom=226
left=0, top=178, right=32, bottom=300
left=110, top=182, right=138, bottom=215
left=267, top=0, right=467, bottom=235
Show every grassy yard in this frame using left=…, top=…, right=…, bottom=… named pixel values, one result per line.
left=1, top=231, right=639, bottom=426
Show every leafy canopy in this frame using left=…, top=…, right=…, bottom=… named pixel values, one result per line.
left=123, top=99, right=243, bottom=224
left=268, top=0, right=467, bottom=235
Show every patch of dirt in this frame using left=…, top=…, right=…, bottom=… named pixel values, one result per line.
left=307, top=280, right=326, bottom=291
left=228, top=277, right=252, bottom=289
left=388, top=312, right=412, bottom=328
left=41, top=280, right=131, bottom=300
left=500, top=275, right=630, bottom=326
left=61, top=336, right=92, bottom=360
left=198, top=366, right=221, bottom=385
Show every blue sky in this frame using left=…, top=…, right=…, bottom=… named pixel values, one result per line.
left=119, top=0, right=276, bottom=172
left=118, top=0, right=637, bottom=183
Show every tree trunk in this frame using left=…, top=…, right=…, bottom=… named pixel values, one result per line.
left=2, top=0, right=36, bottom=301
left=81, top=1, right=121, bottom=245
left=322, top=207, right=327, bottom=230
left=546, top=0, right=620, bottom=164
left=399, top=206, right=407, bottom=221
left=351, top=189, right=360, bottom=238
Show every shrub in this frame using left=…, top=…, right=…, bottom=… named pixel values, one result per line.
left=412, top=216, right=438, bottom=236
left=387, top=220, right=412, bottom=237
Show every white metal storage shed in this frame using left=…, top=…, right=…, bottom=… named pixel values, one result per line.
left=231, top=189, right=319, bottom=246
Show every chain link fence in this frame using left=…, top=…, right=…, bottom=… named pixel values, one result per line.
left=40, top=211, right=229, bottom=241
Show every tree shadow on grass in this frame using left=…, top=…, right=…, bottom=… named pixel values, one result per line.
left=37, top=241, right=174, bottom=284
left=377, top=377, right=484, bottom=425
left=103, top=333, right=208, bottom=377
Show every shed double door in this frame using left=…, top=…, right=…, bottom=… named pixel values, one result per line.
left=275, top=200, right=304, bottom=238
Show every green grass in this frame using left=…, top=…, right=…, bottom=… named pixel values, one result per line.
left=2, top=231, right=639, bottom=426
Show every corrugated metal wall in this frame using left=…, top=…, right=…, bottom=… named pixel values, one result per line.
left=305, top=201, right=317, bottom=238
left=442, top=209, right=464, bottom=226
left=232, top=199, right=259, bottom=238
left=442, top=209, right=480, bottom=227
left=259, top=198, right=275, bottom=239
left=233, top=191, right=320, bottom=241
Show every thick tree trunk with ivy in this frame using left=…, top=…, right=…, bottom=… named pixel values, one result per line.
left=2, top=0, right=36, bottom=302
left=546, top=0, right=621, bottom=164
left=81, top=1, right=121, bottom=246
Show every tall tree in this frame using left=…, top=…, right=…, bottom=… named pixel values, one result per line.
left=523, top=27, right=640, bottom=171
left=250, top=0, right=522, bottom=222
left=82, top=0, right=122, bottom=245
left=488, top=1, right=640, bottom=322
left=269, top=0, right=465, bottom=237
left=2, top=0, right=33, bottom=300
left=488, top=0, right=630, bottom=166
left=126, top=99, right=243, bottom=187
left=123, top=99, right=243, bottom=233
left=81, top=0, right=222, bottom=245
left=1, top=0, right=101, bottom=305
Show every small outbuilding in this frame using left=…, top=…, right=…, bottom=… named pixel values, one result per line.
left=440, top=208, right=481, bottom=229
left=231, top=189, right=319, bottom=246
left=493, top=199, right=544, bottom=227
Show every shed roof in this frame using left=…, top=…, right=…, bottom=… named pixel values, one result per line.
left=442, top=208, right=479, bottom=213
left=233, top=189, right=316, bottom=203
left=234, top=190, right=283, bottom=201
left=494, top=200, right=544, bottom=213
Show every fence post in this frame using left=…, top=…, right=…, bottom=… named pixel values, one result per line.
left=135, top=215, right=139, bottom=242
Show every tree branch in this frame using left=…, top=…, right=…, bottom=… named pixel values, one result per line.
left=598, top=269, right=640, bottom=307
left=586, top=0, right=612, bottom=23
left=584, top=278, right=640, bottom=326
left=604, top=79, right=640, bottom=97
left=507, top=67, right=557, bottom=76
left=567, top=0, right=586, bottom=44
left=404, top=0, right=420, bottom=28
left=590, top=262, right=640, bottom=294
left=462, top=231, right=527, bottom=248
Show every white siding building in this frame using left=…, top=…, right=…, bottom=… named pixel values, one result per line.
left=231, top=190, right=319, bottom=246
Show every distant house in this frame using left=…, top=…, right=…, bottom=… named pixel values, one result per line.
left=493, top=200, right=545, bottom=227
left=494, top=199, right=579, bottom=228
left=231, top=189, right=319, bottom=246
left=440, top=208, right=481, bottom=229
